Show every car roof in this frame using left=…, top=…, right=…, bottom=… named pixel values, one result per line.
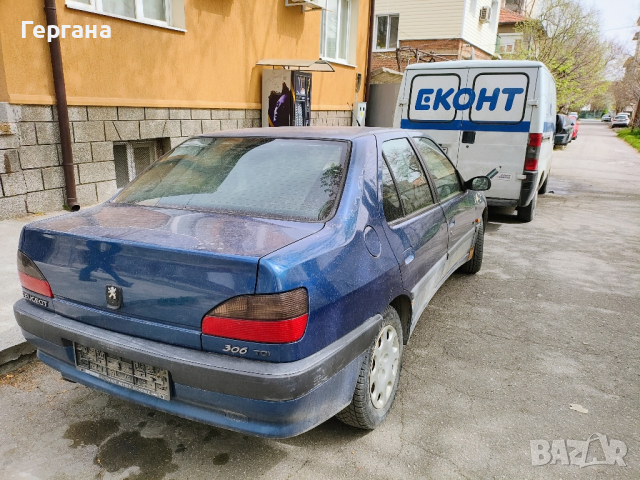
left=404, top=59, right=547, bottom=71
left=199, top=127, right=398, bottom=141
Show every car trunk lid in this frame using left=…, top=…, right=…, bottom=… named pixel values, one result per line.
left=20, top=203, right=322, bottom=346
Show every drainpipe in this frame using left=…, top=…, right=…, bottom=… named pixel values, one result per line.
left=44, top=0, right=79, bottom=211
left=364, top=0, right=375, bottom=103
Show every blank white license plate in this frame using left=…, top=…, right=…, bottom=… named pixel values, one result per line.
left=74, top=343, right=170, bottom=400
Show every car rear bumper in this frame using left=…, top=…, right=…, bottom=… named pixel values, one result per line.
left=14, top=299, right=381, bottom=438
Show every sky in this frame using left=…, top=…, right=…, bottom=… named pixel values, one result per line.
left=582, top=0, right=640, bottom=55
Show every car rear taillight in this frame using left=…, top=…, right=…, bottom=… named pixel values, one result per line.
left=17, top=250, right=53, bottom=298
left=524, top=133, right=541, bottom=171
left=202, top=288, right=308, bottom=343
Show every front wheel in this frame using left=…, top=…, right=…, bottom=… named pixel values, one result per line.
left=336, top=306, right=403, bottom=430
left=459, top=219, right=484, bottom=274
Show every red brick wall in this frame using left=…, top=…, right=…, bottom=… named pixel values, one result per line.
left=372, top=38, right=492, bottom=72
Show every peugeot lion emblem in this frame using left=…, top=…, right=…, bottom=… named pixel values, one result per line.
left=106, top=285, right=122, bottom=309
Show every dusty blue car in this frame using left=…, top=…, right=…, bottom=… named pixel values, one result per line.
left=14, top=128, right=489, bottom=438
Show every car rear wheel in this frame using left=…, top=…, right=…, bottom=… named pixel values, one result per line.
left=336, top=306, right=403, bottom=430
left=459, top=219, right=484, bottom=274
left=517, top=190, right=537, bottom=222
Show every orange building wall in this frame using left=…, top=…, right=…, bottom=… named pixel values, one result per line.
left=0, top=0, right=370, bottom=110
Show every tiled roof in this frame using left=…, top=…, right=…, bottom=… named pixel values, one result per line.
left=499, top=8, right=526, bottom=24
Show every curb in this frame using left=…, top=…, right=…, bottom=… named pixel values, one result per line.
left=0, top=325, right=36, bottom=371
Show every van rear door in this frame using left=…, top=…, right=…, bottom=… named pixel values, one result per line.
left=455, top=68, right=538, bottom=202
left=400, top=68, right=469, bottom=166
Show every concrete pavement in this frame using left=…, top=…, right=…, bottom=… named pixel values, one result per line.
left=0, top=120, right=638, bottom=479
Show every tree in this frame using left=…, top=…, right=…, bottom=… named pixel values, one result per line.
left=513, top=0, right=616, bottom=112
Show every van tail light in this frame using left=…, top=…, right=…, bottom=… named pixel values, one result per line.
left=528, top=133, right=543, bottom=147
left=524, top=133, right=542, bottom=171
left=17, top=250, right=53, bottom=298
left=202, top=288, right=308, bottom=343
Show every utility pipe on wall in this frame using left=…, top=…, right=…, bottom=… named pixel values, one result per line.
left=364, top=0, right=375, bottom=103
left=44, top=0, right=79, bottom=211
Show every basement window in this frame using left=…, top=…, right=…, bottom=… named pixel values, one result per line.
left=66, top=0, right=186, bottom=31
left=113, top=140, right=162, bottom=188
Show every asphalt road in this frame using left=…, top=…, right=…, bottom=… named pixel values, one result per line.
left=1, top=120, right=638, bottom=479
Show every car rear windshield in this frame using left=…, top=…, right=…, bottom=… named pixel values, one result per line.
left=113, top=137, right=350, bottom=222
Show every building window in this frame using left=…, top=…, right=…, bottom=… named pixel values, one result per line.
left=66, top=0, right=182, bottom=29
left=497, top=34, right=520, bottom=54
left=321, top=0, right=351, bottom=63
left=113, top=141, right=160, bottom=188
left=375, top=15, right=399, bottom=51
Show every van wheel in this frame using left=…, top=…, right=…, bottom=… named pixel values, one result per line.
left=539, top=174, right=549, bottom=195
left=517, top=190, right=537, bottom=222
left=459, top=219, right=484, bottom=274
left=336, top=306, right=403, bottom=430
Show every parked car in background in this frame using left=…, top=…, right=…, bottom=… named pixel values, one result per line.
left=14, top=127, right=491, bottom=438
left=555, top=114, right=573, bottom=148
left=602, top=114, right=611, bottom=122
left=568, top=115, right=579, bottom=140
left=568, top=112, right=579, bottom=118
left=394, top=60, right=557, bottom=222
left=612, top=115, right=630, bottom=128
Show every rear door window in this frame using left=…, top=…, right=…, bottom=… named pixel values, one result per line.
left=468, top=73, right=529, bottom=125
left=413, top=137, right=462, bottom=201
left=381, top=161, right=404, bottom=222
left=381, top=138, right=434, bottom=217
left=114, top=137, right=349, bottom=222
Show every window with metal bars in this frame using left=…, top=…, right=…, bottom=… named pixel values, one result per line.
left=113, top=141, right=160, bottom=189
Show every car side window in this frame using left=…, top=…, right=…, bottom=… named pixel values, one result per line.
left=413, top=137, right=462, bottom=201
left=381, top=161, right=404, bottom=222
left=381, top=138, right=434, bottom=217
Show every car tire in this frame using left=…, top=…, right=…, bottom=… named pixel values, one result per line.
left=539, top=174, right=549, bottom=195
left=517, top=189, right=537, bottom=222
left=459, top=219, right=484, bottom=274
left=336, top=306, right=403, bottom=430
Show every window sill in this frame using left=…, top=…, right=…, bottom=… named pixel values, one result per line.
left=373, top=48, right=397, bottom=53
left=319, top=57, right=357, bottom=69
left=65, top=3, right=187, bottom=33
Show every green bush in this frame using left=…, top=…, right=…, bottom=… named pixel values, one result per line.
left=617, top=128, right=640, bottom=152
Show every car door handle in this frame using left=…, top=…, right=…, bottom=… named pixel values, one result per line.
left=461, top=131, right=476, bottom=144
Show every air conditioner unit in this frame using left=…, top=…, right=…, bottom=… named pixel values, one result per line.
left=285, top=0, right=326, bottom=12
left=479, top=6, right=492, bottom=23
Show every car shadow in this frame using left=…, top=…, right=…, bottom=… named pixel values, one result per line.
left=486, top=207, right=522, bottom=233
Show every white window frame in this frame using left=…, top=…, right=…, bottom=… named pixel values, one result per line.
left=320, top=0, right=352, bottom=65
left=374, top=14, right=399, bottom=52
left=66, top=0, right=184, bottom=32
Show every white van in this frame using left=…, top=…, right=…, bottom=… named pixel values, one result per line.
left=393, top=60, right=556, bottom=222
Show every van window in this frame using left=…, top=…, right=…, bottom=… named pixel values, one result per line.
left=381, top=138, right=434, bottom=216
left=469, top=73, right=529, bottom=125
left=408, top=74, right=462, bottom=123
left=413, top=137, right=462, bottom=201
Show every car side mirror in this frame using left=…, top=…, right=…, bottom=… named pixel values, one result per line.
left=465, top=176, right=491, bottom=191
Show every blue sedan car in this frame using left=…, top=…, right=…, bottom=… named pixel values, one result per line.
left=14, top=128, right=489, bottom=438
